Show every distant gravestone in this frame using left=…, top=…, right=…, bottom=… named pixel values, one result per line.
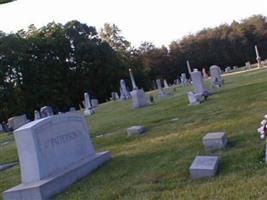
left=209, top=65, right=223, bottom=88
left=255, top=45, right=261, bottom=68
left=84, top=92, right=95, bottom=116
left=34, top=110, right=41, bottom=120
left=233, top=66, right=238, bottom=71
left=120, top=79, right=131, bottom=100
left=191, top=69, right=206, bottom=95
left=129, top=68, right=148, bottom=109
left=40, top=106, right=54, bottom=118
left=163, top=79, right=169, bottom=88
left=91, top=99, right=99, bottom=108
left=180, top=73, right=188, bottom=86
left=189, top=156, right=219, bottom=179
left=225, top=67, right=231, bottom=73
left=156, top=79, right=167, bottom=98
left=3, top=112, right=111, bottom=200
left=69, top=107, right=76, bottom=112
left=203, top=132, right=228, bottom=150
left=127, top=125, right=145, bottom=136
left=8, top=114, right=30, bottom=131
left=245, top=61, right=251, bottom=70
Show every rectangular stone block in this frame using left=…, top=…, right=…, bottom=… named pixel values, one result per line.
left=189, top=156, right=219, bottom=179
left=203, top=132, right=227, bottom=150
left=127, top=125, right=145, bottom=136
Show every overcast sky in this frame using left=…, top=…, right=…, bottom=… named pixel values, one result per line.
left=0, top=0, right=266, bottom=47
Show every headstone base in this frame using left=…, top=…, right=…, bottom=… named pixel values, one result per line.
left=83, top=109, right=95, bottom=116
left=3, top=151, right=111, bottom=200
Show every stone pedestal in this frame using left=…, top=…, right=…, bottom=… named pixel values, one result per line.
left=127, top=125, right=145, bottom=136
left=3, top=113, right=111, bottom=200
left=189, top=156, right=219, bottom=179
left=130, top=89, right=148, bottom=109
left=203, top=132, right=227, bottom=150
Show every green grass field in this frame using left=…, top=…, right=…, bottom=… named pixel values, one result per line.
left=1, top=67, right=267, bottom=199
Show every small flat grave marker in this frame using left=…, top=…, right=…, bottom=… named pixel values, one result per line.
left=127, top=125, right=145, bottom=136
left=203, top=132, right=227, bottom=150
left=189, top=156, right=219, bottom=179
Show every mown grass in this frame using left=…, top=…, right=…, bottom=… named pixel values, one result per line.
left=1, top=67, right=267, bottom=199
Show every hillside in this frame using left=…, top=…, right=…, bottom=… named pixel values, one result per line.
left=1, top=67, right=267, bottom=199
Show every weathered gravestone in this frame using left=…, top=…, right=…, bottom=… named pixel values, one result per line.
left=187, top=91, right=203, bottom=105
left=129, top=68, right=148, bottom=109
left=34, top=110, right=41, bottom=120
left=91, top=99, right=99, bottom=108
left=156, top=79, right=167, bottom=98
left=225, top=66, right=231, bottom=73
left=203, top=132, right=228, bottom=150
left=8, top=114, right=30, bottom=131
left=127, top=125, right=145, bottom=136
left=119, top=79, right=131, bottom=100
left=209, top=65, right=223, bottom=88
left=191, top=69, right=207, bottom=95
left=163, top=79, right=169, bottom=88
left=40, top=106, right=54, bottom=118
left=180, top=73, right=188, bottom=86
left=233, top=66, right=238, bottom=71
left=84, top=92, right=95, bottom=116
left=3, top=112, right=111, bottom=200
left=189, top=156, right=219, bottom=179
left=245, top=61, right=251, bottom=70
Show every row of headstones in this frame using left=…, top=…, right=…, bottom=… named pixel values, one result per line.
left=187, top=65, right=224, bottom=106
left=2, top=105, right=79, bottom=132
left=1, top=92, right=100, bottom=132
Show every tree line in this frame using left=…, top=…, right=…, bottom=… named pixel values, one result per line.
left=0, top=15, right=266, bottom=121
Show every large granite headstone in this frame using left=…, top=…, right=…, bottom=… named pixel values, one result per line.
left=3, top=112, right=111, bottom=200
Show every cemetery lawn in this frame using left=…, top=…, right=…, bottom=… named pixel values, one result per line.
left=1, top=67, right=267, bottom=200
